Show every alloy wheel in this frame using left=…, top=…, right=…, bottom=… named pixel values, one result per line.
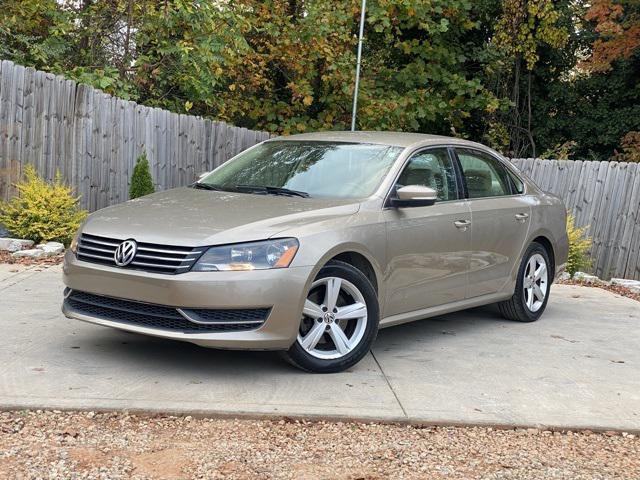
left=297, top=276, right=368, bottom=360
left=522, top=253, right=548, bottom=312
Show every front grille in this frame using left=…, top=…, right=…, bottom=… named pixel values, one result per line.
left=65, top=290, right=270, bottom=333
left=77, top=233, right=206, bottom=274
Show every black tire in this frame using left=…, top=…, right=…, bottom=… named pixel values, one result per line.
left=282, top=260, right=380, bottom=373
left=498, top=242, right=552, bottom=322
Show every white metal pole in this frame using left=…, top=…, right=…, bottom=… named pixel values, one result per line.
left=351, top=0, right=367, bottom=132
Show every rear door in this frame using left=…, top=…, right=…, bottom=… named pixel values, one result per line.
left=454, top=148, right=532, bottom=298
left=383, top=147, right=471, bottom=317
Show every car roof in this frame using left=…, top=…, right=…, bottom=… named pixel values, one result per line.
left=268, top=131, right=491, bottom=150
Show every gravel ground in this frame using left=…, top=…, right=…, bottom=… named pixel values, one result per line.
left=0, top=411, right=638, bottom=479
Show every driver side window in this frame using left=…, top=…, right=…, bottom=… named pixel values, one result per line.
left=396, top=148, right=458, bottom=201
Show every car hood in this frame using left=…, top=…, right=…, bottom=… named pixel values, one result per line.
left=82, top=187, right=360, bottom=246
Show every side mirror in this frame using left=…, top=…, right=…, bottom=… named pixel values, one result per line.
left=391, top=185, right=438, bottom=207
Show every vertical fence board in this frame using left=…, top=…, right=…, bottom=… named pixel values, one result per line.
left=611, top=164, right=637, bottom=278
left=620, top=166, right=640, bottom=278
left=7, top=64, right=25, bottom=199
left=20, top=67, right=36, bottom=181
left=0, top=61, right=16, bottom=199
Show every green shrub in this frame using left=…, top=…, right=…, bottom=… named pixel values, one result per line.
left=540, top=141, right=578, bottom=160
left=0, top=165, right=87, bottom=245
left=566, top=213, right=592, bottom=277
left=613, top=131, right=640, bottom=163
left=129, top=153, right=155, bottom=199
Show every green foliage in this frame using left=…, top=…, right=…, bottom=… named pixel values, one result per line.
left=0, top=0, right=638, bottom=158
left=133, top=0, right=501, bottom=136
left=566, top=213, right=592, bottom=277
left=0, top=0, right=71, bottom=69
left=353, top=0, right=501, bottom=134
left=532, top=55, right=640, bottom=159
left=129, top=153, right=155, bottom=199
left=482, top=121, right=511, bottom=153
left=0, top=166, right=87, bottom=245
left=540, top=141, right=578, bottom=160
left=493, top=0, right=568, bottom=70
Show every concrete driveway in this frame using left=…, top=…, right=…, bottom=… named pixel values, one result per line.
left=1, top=264, right=638, bottom=431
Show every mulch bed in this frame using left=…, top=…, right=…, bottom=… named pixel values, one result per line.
left=0, top=251, right=64, bottom=268
left=557, top=278, right=640, bottom=302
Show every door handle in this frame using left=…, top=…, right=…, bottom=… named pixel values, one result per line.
left=515, top=213, right=529, bottom=222
left=454, top=220, right=471, bottom=230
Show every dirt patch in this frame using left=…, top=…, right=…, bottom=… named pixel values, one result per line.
left=131, top=447, right=191, bottom=479
left=68, top=446, right=112, bottom=470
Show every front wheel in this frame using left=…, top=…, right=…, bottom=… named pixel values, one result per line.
left=498, top=242, right=551, bottom=322
left=283, top=261, right=379, bottom=373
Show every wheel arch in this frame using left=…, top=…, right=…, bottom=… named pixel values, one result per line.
left=305, top=243, right=384, bottom=299
left=328, top=251, right=379, bottom=294
left=531, top=235, right=556, bottom=282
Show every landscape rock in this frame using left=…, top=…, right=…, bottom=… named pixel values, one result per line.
left=610, top=278, right=640, bottom=294
left=573, top=272, right=600, bottom=284
left=558, top=272, right=571, bottom=281
left=11, top=248, right=46, bottom=259
left=37, top=242, right=65, bottom=256
left=610, top=278, right=640, bottom=287
left=0, top=238, right=35, bottom=252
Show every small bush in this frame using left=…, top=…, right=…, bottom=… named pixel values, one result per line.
left=540, top=141, right=578, bottom=160
left=129, top=153, right=155, bottom=199
left=0, top=166, right=87, bottom=245
left=566, top=213, right=592, bottom=277
left=612, top=131, right=640, bottom=163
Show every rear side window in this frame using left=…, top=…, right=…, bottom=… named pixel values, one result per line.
left=396, top=148, right=458, bottom=201
left=456, top=149, right=512, bottom=199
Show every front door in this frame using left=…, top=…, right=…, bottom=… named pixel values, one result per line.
left=455, top=148, right=532, bottom=298
left=383, top=148, right=471, bottom=317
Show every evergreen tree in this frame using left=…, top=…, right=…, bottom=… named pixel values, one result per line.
left=129, top=153, right=155, bottom=199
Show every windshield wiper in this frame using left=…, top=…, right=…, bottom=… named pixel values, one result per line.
left=191, top=182, right=225, bottom=191
left=234, top=184, right=310, bottom=198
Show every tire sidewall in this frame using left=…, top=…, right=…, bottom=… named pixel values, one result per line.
left=286, top=261, right=380, bottom=373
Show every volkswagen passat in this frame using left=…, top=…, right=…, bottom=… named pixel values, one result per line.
left=62, top=132, right=568, bottom=373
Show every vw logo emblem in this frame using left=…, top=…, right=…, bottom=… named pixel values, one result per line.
left=114, top=239, right=137, bottom=267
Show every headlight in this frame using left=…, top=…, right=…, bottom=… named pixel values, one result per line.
left=70, top=229, right=81, bottom=254
left=192, top=238, right=299, bottom=272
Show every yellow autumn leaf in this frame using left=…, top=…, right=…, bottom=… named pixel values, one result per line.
left=303, top=95, right=313, bottom=106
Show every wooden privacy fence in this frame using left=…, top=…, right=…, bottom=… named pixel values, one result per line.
left=1, top=60, right=640, bottom=279
left=512, top=159, right=640, bottom=281
left=0, top=59, right=270, bottom=211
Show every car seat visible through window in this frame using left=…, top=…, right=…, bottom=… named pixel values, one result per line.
left=465, top=169, right=492, bottom=198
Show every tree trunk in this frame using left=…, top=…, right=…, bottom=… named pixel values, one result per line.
left=526, top=70, right=536, bottom=158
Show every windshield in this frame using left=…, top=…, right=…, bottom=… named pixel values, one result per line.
left=199, top=141, right=403, bottom=199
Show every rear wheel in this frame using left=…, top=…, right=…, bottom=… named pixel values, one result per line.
left=283, top=261, right=379, bottom=373
left=498, top=242, right=551, bottom=322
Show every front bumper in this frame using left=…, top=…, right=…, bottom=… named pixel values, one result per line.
left=62, top=250, right=314, bottom=350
